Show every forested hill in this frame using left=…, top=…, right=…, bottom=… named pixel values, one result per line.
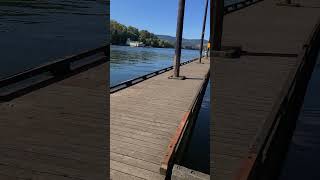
left=111, top=20, right=173, bottom=48
left=111, top=20, right=208, bottom=49
left=157, top=35, right=209, bottom=50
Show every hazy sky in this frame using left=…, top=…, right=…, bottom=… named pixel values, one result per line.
left=111, top=0, right=210, bottom=39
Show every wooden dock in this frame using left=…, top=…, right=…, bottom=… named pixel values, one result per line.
left=212, top=0, right=320, bottom=179
left=0, top=48, right=108, bottom=180
left=110, top=58, right=210, bottom=180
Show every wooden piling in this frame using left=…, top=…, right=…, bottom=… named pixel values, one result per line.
left=199, top=0, right=209, bottom=63
left=173, top=0, right=186, bottom=78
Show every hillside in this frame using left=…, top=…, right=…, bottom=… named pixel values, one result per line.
left=157, top=35, right=209, bottom=50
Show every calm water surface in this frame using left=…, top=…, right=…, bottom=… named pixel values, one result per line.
left=279, top=50, right=320, bottom=180
left=110, top=45, right=200, bottom=86
left=0, top=0, right=107, bottom=79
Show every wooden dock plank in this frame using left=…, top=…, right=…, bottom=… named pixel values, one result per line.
left=212, top=0, right=320, bottom=179
left=111, top=58, right=210, bottom=179
left=0, top=63, right=108, bottom=180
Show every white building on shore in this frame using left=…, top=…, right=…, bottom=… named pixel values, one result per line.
left=126, top=38, right=145, bottom=47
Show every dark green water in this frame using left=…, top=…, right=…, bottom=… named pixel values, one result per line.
left=0, top=0, right=107, bottom=79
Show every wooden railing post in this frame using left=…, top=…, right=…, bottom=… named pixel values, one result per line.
left=199, top=0, right=209, bottom=63
left=211, top=0, right=224, bottom=51
left=173, top=0, right=186, bottom=78
left=210, top=0, right=214, bottom=59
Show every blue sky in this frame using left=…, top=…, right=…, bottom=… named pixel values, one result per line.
left=111, top=0, right=210, bottom=40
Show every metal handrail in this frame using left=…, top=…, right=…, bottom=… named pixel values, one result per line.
left=0, top=45, right=108, bottom=87
left=110, top=57, right=200, bottom=94
left=225, top=0, right=264, bottom=15
left=0, top=45, right=108, bottom=101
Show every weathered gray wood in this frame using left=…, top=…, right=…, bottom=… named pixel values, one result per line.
left=0, top=63, right=108, bottom=180
left=111, top=58, right=210, bottom=179
left=212, top=0, right=320, bottom=179
left=173, top=0, right=186, bottom=77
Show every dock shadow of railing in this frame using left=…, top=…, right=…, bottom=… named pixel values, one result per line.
left=0, top=45, right=109, bottom=102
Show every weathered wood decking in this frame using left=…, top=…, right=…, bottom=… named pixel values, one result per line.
left=212, top=0, right=320, bottom=179
left=110, top=58, right=210, bottom=180
left=0, top=62, right=108, bottom=180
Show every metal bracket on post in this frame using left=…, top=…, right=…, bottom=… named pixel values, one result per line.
left=50, top=61, right=71, bottom=77
left=212, top=46, right=242, bottom=58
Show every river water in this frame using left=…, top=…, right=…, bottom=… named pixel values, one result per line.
left=279, top=50, right=320, bottom=180
left=110, top=45, right=201, bottom=86
left=0, top=0, right=107, bottom=79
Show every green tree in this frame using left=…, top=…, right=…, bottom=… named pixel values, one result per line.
left=111, top=20, right=174, bottom=48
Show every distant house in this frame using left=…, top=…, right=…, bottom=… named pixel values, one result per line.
left=126, top=38, right=145, bottom=47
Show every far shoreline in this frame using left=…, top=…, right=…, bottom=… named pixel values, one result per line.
left=110, top=44, right=200, bottom=51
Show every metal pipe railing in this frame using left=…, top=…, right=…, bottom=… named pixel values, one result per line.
left=0, top=45, right=108, bottom=101
left=110, top=57, right=201, bottom=94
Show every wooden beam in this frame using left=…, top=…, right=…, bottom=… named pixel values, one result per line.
left=199, top=0, right=209, bottom=63
left=212, top=0, right=224, bottom=51
left=173, top=0, right=186, bottom=77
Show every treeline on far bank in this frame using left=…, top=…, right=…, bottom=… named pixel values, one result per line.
left=111, top=20, right=174, bottom=48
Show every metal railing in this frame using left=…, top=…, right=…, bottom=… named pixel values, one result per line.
left=225, top=0, right=264, bottom=14
left=0, top=45, right=108, bottom=101
left=110, top=57, right=200, bottom=94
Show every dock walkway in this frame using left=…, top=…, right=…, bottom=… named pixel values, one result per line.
left=110, top=58, right=210, bottom=180
left=212, top=0, right=320, bottom=179
left=0, top=60, right=107, bottom=179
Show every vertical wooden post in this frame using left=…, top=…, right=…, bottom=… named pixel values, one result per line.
left=209, top=0, right=214, bottom=59
left=199, top=0, right=209, bottom=63
left=173, top=0, right=186, bottom=78
left=212, top=0, right=224, bottom=51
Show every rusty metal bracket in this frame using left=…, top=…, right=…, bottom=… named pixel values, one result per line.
left=212, top=46, right=242, bottom=58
